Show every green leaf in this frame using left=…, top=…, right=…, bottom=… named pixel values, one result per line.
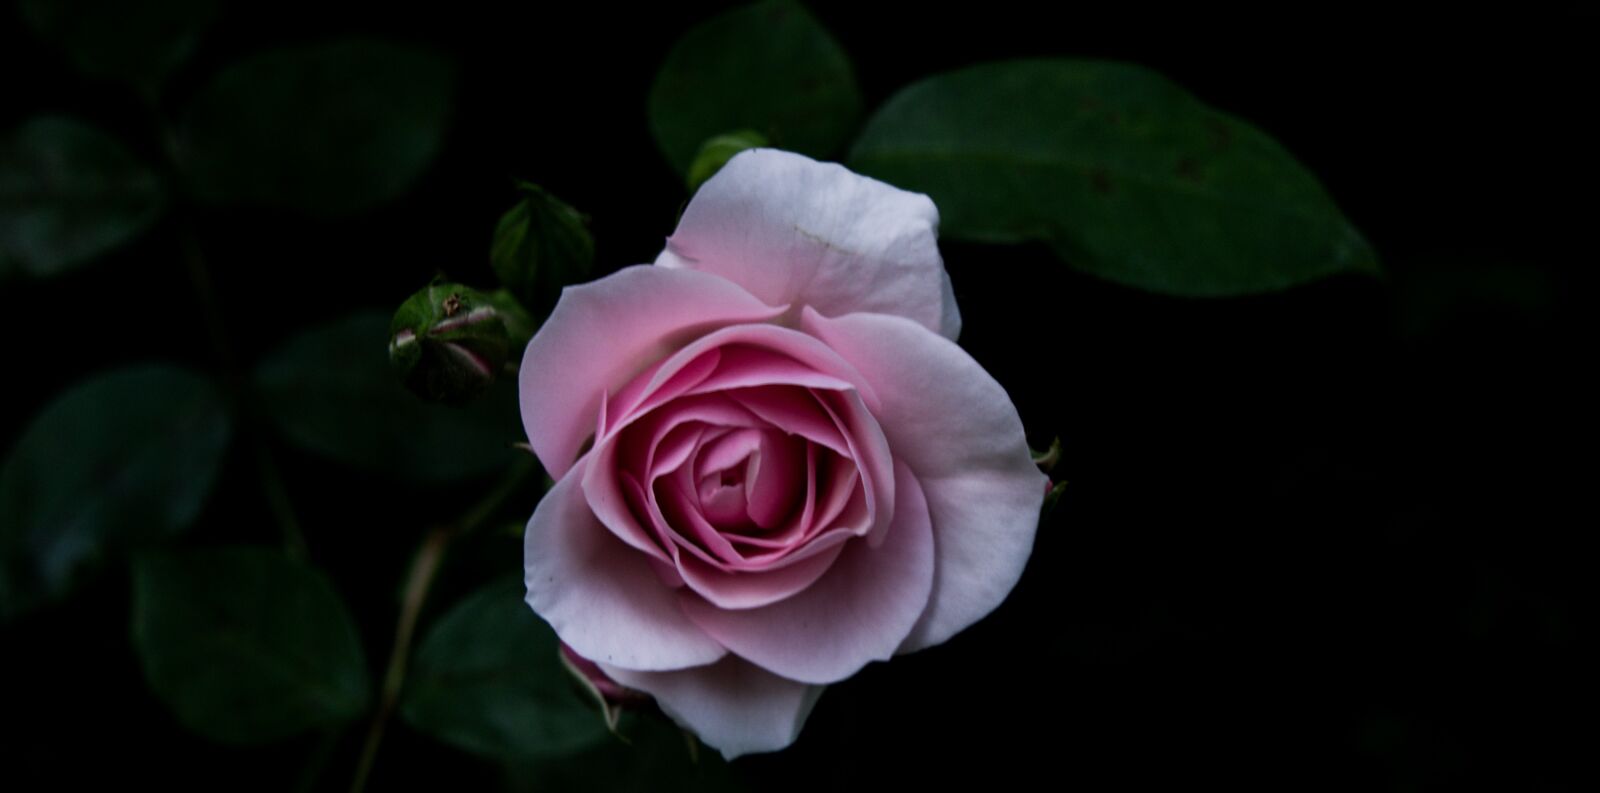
left=0, top=117, right=165, bottom=279
left=176, top=39, right=453, bottom=216
left=490, top=183, right=595, bottom=318
left=19, top=0, right=219, bottom=98
left=506, top=711, right=749, bottom=793
left=648, top=0, right=862, bottom=175
left=401, top=578, right=610, bottom=759
left=849, top=59, right=1380, bottom=296
left=686, top=130, right=769, bottom=193
left=253, top=312, right=519, bottom=482
left=0, top=366, right=230, bottom=620
left=131, top=547, right=370, bottom=743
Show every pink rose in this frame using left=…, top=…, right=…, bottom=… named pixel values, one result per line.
left=519, top=149, right=1045, bottom=758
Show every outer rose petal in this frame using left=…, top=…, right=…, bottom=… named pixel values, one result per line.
left=600, top=656, right=825, bottom=761
left=680, top=461, right=935, bottom=684
left=801, top=308, right=1047, bottom=652
left=655, top=149, right=962, bottom=340
left=518, top=265, right=783, bottom=479
left=525, top=461, right=727, bottom=670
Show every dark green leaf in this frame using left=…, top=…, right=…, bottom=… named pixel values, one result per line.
left=0, top=117, right=165, bottom=279
left=490, top=183, right=594, bottom=318
left=648, top=0, right=862, bottom=175
left=505, top=710, right=748, bottom=793
left=19, top=0, right=219, bottom=98
left=177, top=39, right=453, bottom=215
left=131, top=548, right=370, bottom=743
left=401, top=578, right=610, bottom=759
left=0, top=366, right=230, bottom=620
left=254, top=312, right=519, bottom=482
left=849, top=59, right=1380, bottom=296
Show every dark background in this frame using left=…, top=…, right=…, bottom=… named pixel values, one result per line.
left=2, top=2, right=1587, bottom=790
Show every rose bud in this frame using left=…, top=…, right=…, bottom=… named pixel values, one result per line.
left=490, top=182, right=594, bottom=317
left=686, top=129, right=768, bottom=193
left=387, top=283, right=510, bottom=406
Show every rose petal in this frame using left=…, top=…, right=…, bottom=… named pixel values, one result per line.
left=525, top=462, right=727, bottom=670
left=744, top=430, right=805, bottom=529
left=657, top=148, right=961, bottom=340
left=518, top=264, right=783, bottom=479
left=600, top=656, right=825, bottom=760
left=681, top=461, right=936, bottom=684
left=801, top=308, right=1046, bottom=652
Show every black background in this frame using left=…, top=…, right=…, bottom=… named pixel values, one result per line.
left=1, top=2, right=1587, bottom=790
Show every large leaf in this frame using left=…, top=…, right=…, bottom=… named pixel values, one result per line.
left=19, top=0, right=219, bottom=98
left=401, top=578, right=610, bottom=759
left=131, top=548, right=371, bottom=743
left=176, top=39, right=453, bottom=215
left=648, top=0, right=862, bottom=175
left=253, top=312, right=519, bottom=482
left=0, top=366, right=230, bottom=620
left=505, top=711, right=748, bottom=793
left=849, top=59, right=1380, bottom=296
left=0, top=117, right=165, bottom=279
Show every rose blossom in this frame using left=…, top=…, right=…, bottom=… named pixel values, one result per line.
left=519, top=149, right=1045, bottom=758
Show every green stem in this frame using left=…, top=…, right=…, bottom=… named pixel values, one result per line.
left=347, top=457, right=537, bottom=793
left=177, top=219, right=311, bottom=560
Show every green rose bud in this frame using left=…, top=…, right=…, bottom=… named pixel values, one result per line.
left=388, top=283, right=510, bottom=406
left=490, top=182, right=593, bottom=317
left=686, top=130, right=769, bottom=193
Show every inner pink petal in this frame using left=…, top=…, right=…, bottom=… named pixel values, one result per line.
left=603, top=348, right=722, bottom=439
left=675, top=539, right=847, bottom=610
left=730, top=446, right=846, bottom=549
left=745, top=430, right=805, bottom=530
left=815, top=389, right=896, bottom=547
left=685, top=344, right=856, bottom=395
left=727, top=386, right=851, bottom=457
left=694, top=428, right=764, bottom=480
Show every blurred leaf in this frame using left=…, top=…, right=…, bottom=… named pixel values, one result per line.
left=253, top=312, right=519, bottom=482
left=505, top=710, right=748, bottom=793
left=176, top=39, right=453, bottom=215
left=131, top=547, right=370, bottom=743
left=490, top=183, right=594, bottom=318
left=849, top=59, right=1380, bottom=296
left=0, top=117, right=165, bottom=279
left=0, top=366, right=230, bottom=620
left=401, top=578, right=610, bottom=759
left=686, top=130, right=769, bottom=193
left=19, top=0, right=219, bottom=98
left=648, top=0, right=862, bottom=175
left=486, top=288, right=537, bottom=350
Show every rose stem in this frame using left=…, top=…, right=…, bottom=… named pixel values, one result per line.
left=347, top=455, right=538, bottom=793
left=147, top=95, right=311, bottom=562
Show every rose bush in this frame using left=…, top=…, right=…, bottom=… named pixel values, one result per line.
left=519, top=149, right=1045, bottom=758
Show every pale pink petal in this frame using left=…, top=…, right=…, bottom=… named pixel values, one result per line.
left=656, top=148, right=960, bottom=340
left=518, top=265, right=781, bottom=479
left=600, top=656, right=825, bottom=760
left=681, top=461, right=935, bottom=684
left=525, top=462, right=726, bottom=670
left=801, top=308, right=1046, bottom=652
